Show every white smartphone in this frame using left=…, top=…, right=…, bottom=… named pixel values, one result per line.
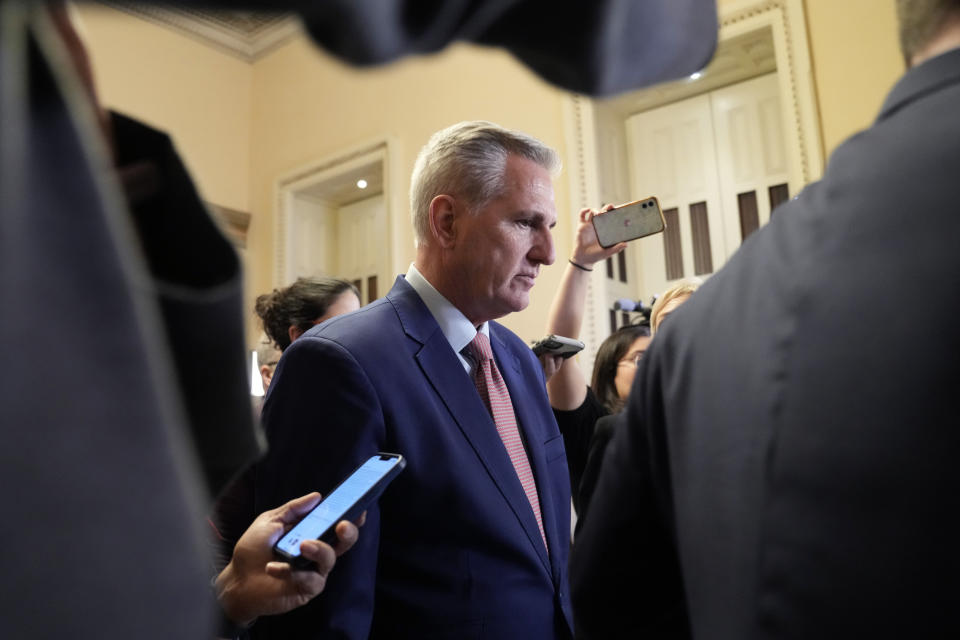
left=274, top=452, right=406, bottom=568
left=591, top=197, right=666, bottom=248
left=531, top=334, right=585, bottom=359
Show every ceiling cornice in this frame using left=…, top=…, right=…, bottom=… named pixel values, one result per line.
left=100, top=2, right=302, bottom=62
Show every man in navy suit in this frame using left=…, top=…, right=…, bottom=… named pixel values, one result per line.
left=253, top=121, right=572, bottom=639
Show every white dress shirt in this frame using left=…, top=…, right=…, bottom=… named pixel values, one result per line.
left=405, top=263, right=488, bottom=375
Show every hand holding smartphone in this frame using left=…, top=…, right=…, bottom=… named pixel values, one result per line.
left=274, top=453, right=406, bottom=568
left=531, top=335, right=585, bottom=359
left=591, top=197, right=666, bottom=248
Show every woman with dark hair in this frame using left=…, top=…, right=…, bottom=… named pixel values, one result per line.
left=571, top=325, right=650, bottom=525
left=255, top=277, right=360, bottom=352
left=569, top=278, right=699, bottom=528
left=546, top=321, right=651, bottom=513
left=588, top=324, right=653, bottom=414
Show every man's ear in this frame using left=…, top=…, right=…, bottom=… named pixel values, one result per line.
left=259, top=365, right=274, bottom=391
left=428, top=195, right=458, bottom=249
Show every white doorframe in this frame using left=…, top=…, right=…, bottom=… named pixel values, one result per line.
left=561, top=94, right=608, bottom=374
left=273, top=137, right=399, bottom=287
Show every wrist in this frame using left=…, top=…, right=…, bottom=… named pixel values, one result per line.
left=568, top=258, right=593, bottom=272
left=215, top=563, right=256, bottom=629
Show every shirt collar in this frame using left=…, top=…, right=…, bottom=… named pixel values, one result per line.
left=405, top=263, right=489, bottom=354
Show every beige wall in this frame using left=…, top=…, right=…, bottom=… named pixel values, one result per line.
left=77, top=5, right=253, bottom=213
left=803, top=0, right=904, bottom=158
left=78, top=1, right=909, bottom=348
left=80, top=5, right=574, bottom=346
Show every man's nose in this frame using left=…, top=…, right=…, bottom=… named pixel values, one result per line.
left=530, top=226, right=555, bottom=266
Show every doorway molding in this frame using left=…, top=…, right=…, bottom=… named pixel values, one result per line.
left=273, top=136, right=401, bottom=287
left=563, top=0, right=824, bottom=366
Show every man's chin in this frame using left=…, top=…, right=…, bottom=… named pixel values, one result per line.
left=480, top=297, right=528, bottom=322
left=506, top=294, right=530, bottom=314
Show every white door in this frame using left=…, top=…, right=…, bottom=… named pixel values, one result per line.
left=711, top=73, right=790, bottom=255
left=337, top=194, right=388, bottom=304
left=287, top=193, right=337, bottom=282
left=626, top=93, right=726, bottom=299
left=624, top=73, right=788, bottom=298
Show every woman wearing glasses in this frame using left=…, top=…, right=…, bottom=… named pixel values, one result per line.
left=574, top=278, right=699, bottom=527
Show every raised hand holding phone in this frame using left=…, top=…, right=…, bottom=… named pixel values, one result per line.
left=570, top=204, right=627, bottom=268
left=590, top=197, right=666, bottom=248
left=543, top=204, right=629, bottom=408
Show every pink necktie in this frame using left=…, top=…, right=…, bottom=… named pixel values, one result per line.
left=467, top=332, right=548, bottom=553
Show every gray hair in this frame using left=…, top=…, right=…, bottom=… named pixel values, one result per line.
left=409, top=121, right=561, bottom=247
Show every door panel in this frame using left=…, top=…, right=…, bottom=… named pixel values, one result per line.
left=711, top=73, right=789, bottom=252
left=626, top=93, right=725, bottom=299
left=624, top=73, right=788, bottom=298
left=289, top=194, right=336, bottom=282
left=337, top=195, right=387, bottom=304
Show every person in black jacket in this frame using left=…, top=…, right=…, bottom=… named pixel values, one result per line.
left=571, top=1, right=960, bottom=637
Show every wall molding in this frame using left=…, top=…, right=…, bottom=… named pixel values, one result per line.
left=274, top=139, right=395, bottom=287
left=101, top=2, right=301, bottom=62
left=561, top=94, right=607, bottom=372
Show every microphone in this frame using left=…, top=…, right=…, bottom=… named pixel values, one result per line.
left=613, top=296, right=657, bottom=318
left=613, top=298, right=646, bottom=312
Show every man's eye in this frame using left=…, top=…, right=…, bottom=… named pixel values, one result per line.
left=517, top=219, right=532, bottom=228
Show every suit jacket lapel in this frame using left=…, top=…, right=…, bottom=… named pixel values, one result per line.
left=387, top=278, right=552, bottom=576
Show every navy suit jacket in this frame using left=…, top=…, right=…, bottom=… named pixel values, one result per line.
left=253, top=276, right=574, bottom=639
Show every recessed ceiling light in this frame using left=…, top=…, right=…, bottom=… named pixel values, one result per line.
left=689, top=72, right=702, bottom=81
left=356, top=179, right=368, bottom=189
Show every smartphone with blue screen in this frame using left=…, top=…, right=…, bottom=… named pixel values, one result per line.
left=274, top=452, right=406, bottom=568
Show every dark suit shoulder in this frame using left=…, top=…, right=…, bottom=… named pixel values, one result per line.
left=303, top=296, right=395, bottom=343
